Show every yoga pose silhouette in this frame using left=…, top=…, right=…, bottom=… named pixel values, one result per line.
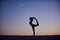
left=29, top=17, right=39, bottom=36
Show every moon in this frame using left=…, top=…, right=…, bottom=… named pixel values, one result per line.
left=20, top=3, right=23, bottom=7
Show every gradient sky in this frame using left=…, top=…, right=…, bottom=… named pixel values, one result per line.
left=0, top=0, right=60, bottom=35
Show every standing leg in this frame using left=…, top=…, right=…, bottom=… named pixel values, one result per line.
left=32, top=27, right=35, bottom=36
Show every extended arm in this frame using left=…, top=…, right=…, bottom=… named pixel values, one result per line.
left=33, top=17, right=39, bottom=26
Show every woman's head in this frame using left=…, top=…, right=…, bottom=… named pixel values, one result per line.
left=30, top=17, right=33, bottom=21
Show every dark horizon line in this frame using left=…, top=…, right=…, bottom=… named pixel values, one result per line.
left=0, top=35, right=60, bottom=37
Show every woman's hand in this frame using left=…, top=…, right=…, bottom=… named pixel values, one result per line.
left=32, top=17, right=37, bottom=20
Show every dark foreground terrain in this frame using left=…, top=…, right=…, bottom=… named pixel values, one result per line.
left=0, top=35, right=60, bottom=40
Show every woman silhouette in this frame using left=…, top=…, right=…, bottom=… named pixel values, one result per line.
left=29, top=17, right=39, bottom=36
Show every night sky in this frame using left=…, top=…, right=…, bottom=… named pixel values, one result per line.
left=0, top=0, right=60, bottom=35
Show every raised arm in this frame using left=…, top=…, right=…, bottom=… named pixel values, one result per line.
left=33, top=17, right=39, bottom=26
